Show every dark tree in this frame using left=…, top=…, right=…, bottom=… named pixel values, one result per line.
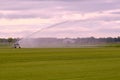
left=8, top=37, right=13, bottom=45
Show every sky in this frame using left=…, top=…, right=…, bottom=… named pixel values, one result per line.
left=0, top=0, right=120, bottom=38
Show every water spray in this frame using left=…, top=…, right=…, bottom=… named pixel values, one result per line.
left=18, top=20, right=71, bottom=48
left=21, top=20, right=69, bottom=39
left=17, top=19, right=94, bottom=48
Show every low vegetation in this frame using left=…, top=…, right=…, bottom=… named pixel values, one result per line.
left=0, top=48, right=120, bottom=80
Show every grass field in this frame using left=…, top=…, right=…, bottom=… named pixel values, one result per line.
left=0, top=48, right=120, bottom=80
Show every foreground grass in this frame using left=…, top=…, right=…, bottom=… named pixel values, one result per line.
left=0, top=48, right=120, bottom=80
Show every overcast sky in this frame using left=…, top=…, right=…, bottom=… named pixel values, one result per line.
left=0, top=0, right=120, bottom=38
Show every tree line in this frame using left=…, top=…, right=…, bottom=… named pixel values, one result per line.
left=0, top=36, right=120, bottom=44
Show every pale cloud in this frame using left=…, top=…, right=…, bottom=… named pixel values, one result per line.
left=0, top=0, right=120, bottom=38
left=0, top=18, right=54, bottom=26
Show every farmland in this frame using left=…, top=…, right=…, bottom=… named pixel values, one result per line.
left=0, top=48, right=120, bottom=80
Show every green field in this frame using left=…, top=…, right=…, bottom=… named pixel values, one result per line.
left=0, top=48, right=120, bottom=80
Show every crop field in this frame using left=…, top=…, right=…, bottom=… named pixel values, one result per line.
left=0, top=48, right=120, bottom=80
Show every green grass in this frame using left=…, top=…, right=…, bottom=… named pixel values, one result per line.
left=105, top=43, right=120, bottom=47
left=0, top=48, right=120, bottom=80
left=0, top=43, right=10, bottom=48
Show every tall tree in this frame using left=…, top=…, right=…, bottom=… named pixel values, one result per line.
left=8, top=37, right=13, bottom=45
